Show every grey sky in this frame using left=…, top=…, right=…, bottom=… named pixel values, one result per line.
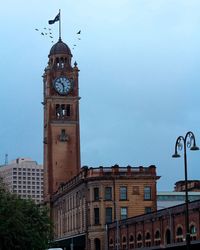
left=0, top=0, right=200, bottom=190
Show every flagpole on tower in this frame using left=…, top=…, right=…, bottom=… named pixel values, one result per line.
left=48, top=11, right=62, bottom=41
left=59, top=9, right=61, bottom=40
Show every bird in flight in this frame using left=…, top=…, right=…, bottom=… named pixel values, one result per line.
left=35, top=28, right=39, bottom=31
left=77, top=30, right=81, bottom=34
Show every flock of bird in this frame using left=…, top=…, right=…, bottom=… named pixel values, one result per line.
left=35, top=27, right=81, bottom=50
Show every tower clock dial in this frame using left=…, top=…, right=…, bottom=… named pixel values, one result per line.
left=53, top=76, right=73, bottom=95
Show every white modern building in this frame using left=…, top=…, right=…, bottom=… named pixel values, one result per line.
left=157, top=191, right=200, bottom=209
left=0, top=157, right=43, bottom=203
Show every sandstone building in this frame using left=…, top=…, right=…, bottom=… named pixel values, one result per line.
left=43, top=36, right=159, bottom=250
left=51, top=165, right=159, bottom=249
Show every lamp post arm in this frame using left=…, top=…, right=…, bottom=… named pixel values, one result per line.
left=174, top=136, right=184, bottom=153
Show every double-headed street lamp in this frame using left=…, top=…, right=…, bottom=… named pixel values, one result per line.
left=172, top=131, right=199, bottom=250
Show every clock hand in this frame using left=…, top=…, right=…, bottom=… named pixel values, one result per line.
left=61, top=82, right=65, bottom=92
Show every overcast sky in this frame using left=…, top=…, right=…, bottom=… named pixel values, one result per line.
left=0, top=0, right=200, bottom=190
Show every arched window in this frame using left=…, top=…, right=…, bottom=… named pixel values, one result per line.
left=94, top=238, right=101, bottom=250
left=137, top=233, right=142, bottom=248
left=176, top=226, right=183, bottom=242
left=56, top=57, right=59, bottom=68
left=154, top=230, right=161, bottom=246
left=60, top=57, right=64, bottom=68
left=146, top=232, right=151, bottom=240
left=165, top=229, right=171, bottom=245
left=190, top=224, right=197, bottom=241
left=129, top=234, right=134, bottom=249
left=109, top=238, right=114, bottom=250
left=122, top=236, right=127, bottom=250
left=145, top=232, right=151, bottom=247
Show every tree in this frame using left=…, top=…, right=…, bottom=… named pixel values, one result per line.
left=0, top=178, right=52, bottom=250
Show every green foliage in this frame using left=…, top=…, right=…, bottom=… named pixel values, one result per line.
left=0, top=178, right=52, bottom=250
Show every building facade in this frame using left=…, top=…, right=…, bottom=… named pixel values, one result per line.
left=51, top=165, right=159, bottom=250
left=174, top=180, right=200, bottom=192
left=107, top=199, right=200, bottom=250
left=43, top=38, right=81, bottom=202
left=43, top=38, right=160, bottom=250
left=0, top=157, right=43, bottom=203
left=157, top=191, right=200, bottom=209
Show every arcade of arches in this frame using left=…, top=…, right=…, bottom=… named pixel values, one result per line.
left=108, top=199, right=200, bottom=249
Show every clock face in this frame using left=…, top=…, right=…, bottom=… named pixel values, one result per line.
left=53, top=76, right=73, bottom=95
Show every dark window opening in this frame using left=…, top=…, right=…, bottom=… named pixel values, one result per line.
left=145, top=207, right=152, bottom=213
left=105, top=207, right=112, bottom=223
left=56, top=57, right=59, bottom=68
left=94, top=187, right=99, bottom=201
left=94, top=208, right=100, bottom=225
left=165, top=229, right=171, bottom=245
left=66, top=104, right=71, bottom=116
left=56, top=104, right=71, bottom=119
left=105, top=187, right=112, bottom=200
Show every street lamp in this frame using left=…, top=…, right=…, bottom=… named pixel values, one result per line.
left=172, top=131, right=199, bottom=250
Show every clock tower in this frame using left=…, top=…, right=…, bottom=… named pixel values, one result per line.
left=43, top=38, right=80, bottom=200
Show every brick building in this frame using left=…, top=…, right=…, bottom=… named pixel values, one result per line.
left=174, top=180, right=200, bottom=192
left=51, top=164, right=159, bottom=250
left=107, top=199, right=200, bottom=250
left=42, top=37, right=160, bottom=250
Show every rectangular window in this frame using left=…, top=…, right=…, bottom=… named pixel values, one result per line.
left=120, top=186, right=127, bottom=200
left=105, top=187, right=112, bottom=200
left=66, top=104, right=71, bottom=116
left=145, top=207, right=152, bottom=214
left=144, top=186, right=151, bottom=200
left=121, top=207, right=127, bottom=220
left=94, top=208, right=100, bottom=225
left=94, top=187, right=99, bottom=201
left=105, top=207, right=112, bottom=223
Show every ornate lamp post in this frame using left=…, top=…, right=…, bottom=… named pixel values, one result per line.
left=172, top=131, right=199, bottom=250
